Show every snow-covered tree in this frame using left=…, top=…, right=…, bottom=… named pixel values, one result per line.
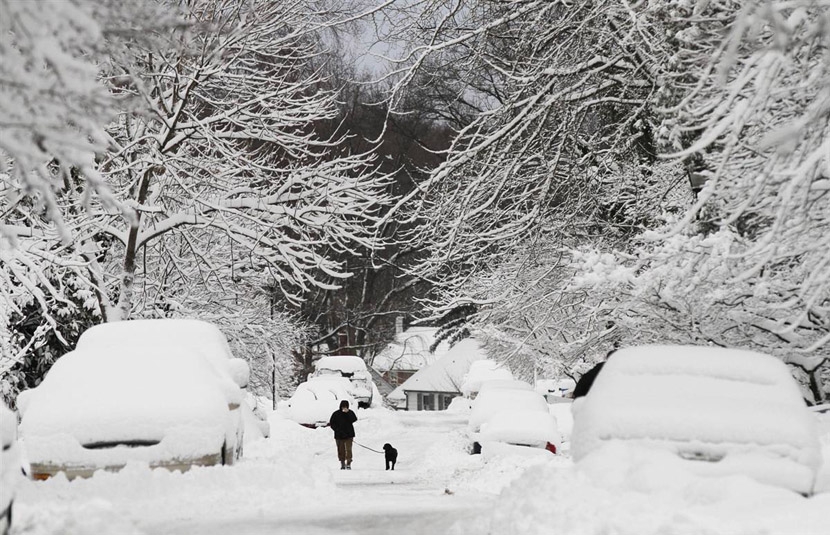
left=0, top=0, right=113, bottom=240
left=2, top=0, right=391, bottom=395
left=380, top=0, right=829, bottom=401
left=88, top=0, right=390, bottom=322
left=379, top=0, right=662, bottom=294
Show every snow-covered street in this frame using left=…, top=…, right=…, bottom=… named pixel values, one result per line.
left=11, top=409, right=510, bottom=535
left=10, top=404, right=830, bottom=535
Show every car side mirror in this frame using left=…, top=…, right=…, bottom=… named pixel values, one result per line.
left=228, top=358, right=250, bottom=389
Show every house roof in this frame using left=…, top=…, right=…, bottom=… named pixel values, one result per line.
left=389, top=338, right=488, bottom=398
left=372, top=326, right=450, bottom=372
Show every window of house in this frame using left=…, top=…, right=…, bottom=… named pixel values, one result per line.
left=417, top=393, right=435, bottom=411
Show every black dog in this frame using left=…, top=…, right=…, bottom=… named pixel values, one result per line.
left=383, top=443, right=398, bottom=470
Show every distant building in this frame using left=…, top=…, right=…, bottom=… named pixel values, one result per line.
left=390, top=338, right=489, bottom=411
left=372, top=326, right=450, bottom=388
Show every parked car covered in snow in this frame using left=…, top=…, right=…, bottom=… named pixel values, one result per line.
left=1, top=402, right=24, bottom=535
left=311, top=356, right=373, bottom=408
left=287, top=377, right=355, bottom=428
left=469, top=386, right=550, bottom=433
left=77, top=319, right=263, bottom=448
left=18, top=344, right=245, bottom=480
left=571, top=345, right=822, bottom=495
left=468, top=384, right=552, bottom=454
left=479, top=410, right=561, bottom=458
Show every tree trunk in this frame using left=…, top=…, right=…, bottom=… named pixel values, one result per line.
left=113, top=166, right=160, bottom=321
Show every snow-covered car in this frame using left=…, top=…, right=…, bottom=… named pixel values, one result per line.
left=311, top=356, right=373, bottom=408
left=75, top=319, right=252, bottom=456
left=76, top=318, right=250, bottom=388
left=468, top=387, right=550, bottom=433
left=468, top=386, right=551, bottom=454
left=571, top=345, right=822, bottom=495
left=1, top=402, right=23, bottom=535
left=287, top=377, right=355, bottom=428
left=18, top=345, right=245, bottom=480
left=479, top=410, right=561, bottom=457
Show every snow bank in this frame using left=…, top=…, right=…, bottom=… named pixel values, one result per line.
left=454, top=442, right=830, bottom=535
left=447, top=396, right=472, bottom=413
left=548, top=401, right=574, bottom=443
left=14, top=411, right=336, bottom=534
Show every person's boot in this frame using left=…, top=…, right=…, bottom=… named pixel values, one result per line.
left=340, top=461, right=346, bottom=470
left=346, top=461, right=352, bottom=470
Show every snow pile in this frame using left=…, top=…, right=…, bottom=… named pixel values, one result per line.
left=455, top=442, right=830, bottom=535
left=15, top=411, right=336, bottom=533
left=814, top=408, right=830, bottom=492
left=548, top=401, right=574, bottom=443
left=461, top=360, right=514, bottom=397
left=446, top=396, right=472, bottom=413
left=11, top=499, right=148, bottom=535
left=451, top=447, right=568, bottom=496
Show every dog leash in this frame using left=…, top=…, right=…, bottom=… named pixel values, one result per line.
left=352, top=440, right=384, bottom=454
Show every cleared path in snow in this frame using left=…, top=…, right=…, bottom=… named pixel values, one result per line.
left=150, top=409, right=494, bottom=535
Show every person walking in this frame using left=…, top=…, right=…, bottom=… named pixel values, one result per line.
left=329, top=399, right=358, bottom=470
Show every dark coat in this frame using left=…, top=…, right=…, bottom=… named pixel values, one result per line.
left=329, top=409, right=357, bottom=439
left=572, top=362, right=605, bottom=398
